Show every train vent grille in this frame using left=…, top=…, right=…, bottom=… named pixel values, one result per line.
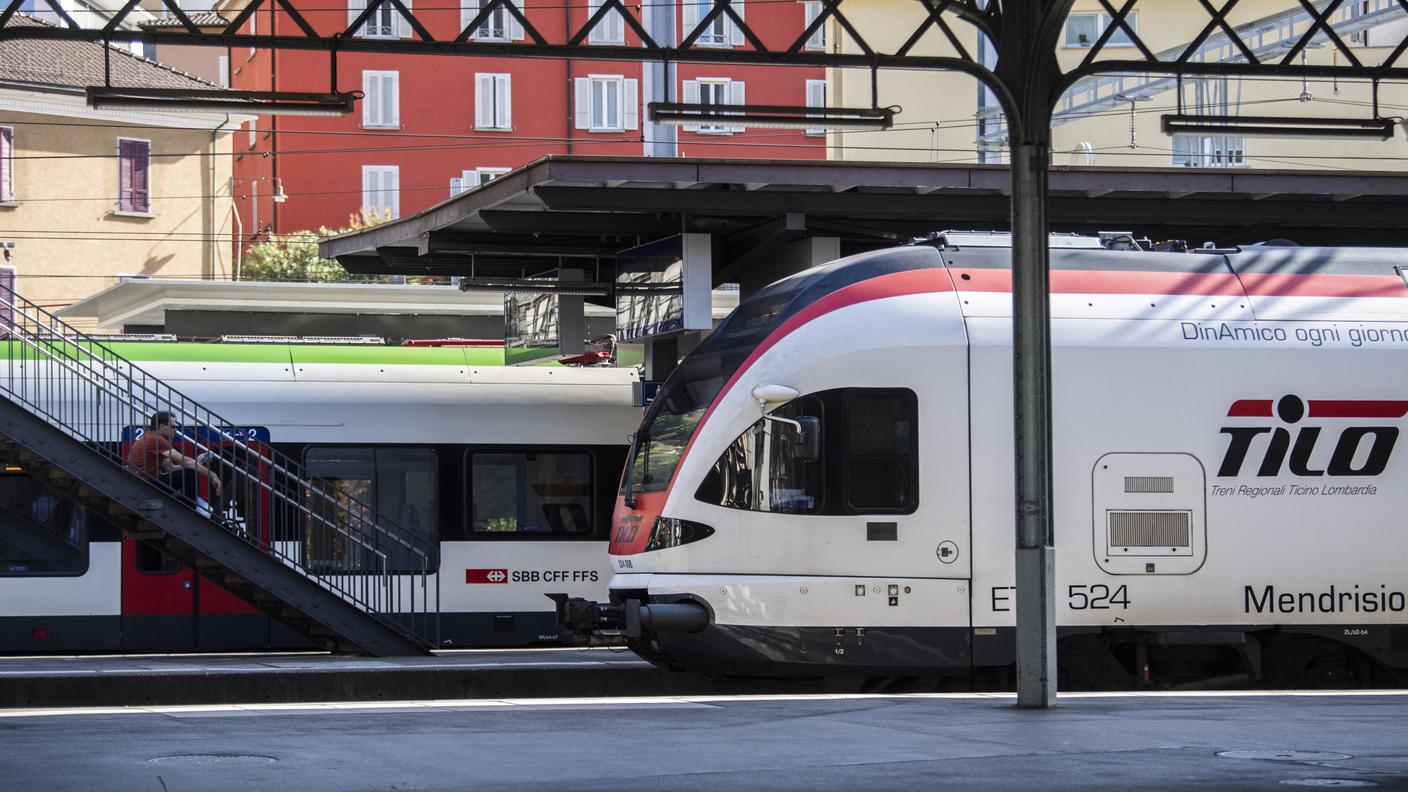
left=1109, top=511, right=1191, bottom=548
left=1124, top=476, right=1174, bottom=493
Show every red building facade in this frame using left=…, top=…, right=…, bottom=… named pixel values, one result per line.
left=230, top=1, right=828, bottom=241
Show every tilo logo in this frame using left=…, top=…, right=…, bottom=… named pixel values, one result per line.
left=1217, top=395, right=1407, bottom=478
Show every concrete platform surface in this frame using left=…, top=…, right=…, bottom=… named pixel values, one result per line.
left=1, top=691, right=1405, bottom=791
left=0, top=649, right=822, bottom=708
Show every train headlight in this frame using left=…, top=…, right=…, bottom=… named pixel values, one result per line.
left=645, top=517, right=715, bottom=551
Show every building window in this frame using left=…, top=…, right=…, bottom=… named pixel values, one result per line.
left=467, top=450, right=595, bottom=536
left=1064, top=11, right=1137, bottom=47
left=587, top=0, right=625, bottom=44
left=451, top=167, right=509, bottom=195
left=803, top=1, right=825, bottom=51
left=362, top=165, right=400, bottom=219
left=805, top=79, right=826, bottom=136
left=475, top=73, right=511, bottom=130
left=682, top=0, right=743, bottom=47
left=304, top=447, right=439, bottom=571
left=117, top=137, right=151, bottom=214
left=1172, top=135, right=1246, bottom=168
left=362, top=70, right=400, bottom=129
left=0, top=126, right=13, bottom=203
left=682, top=77, right=745, bottom=134
left=574, top=76, right=639, bottom=132
left=0, top=474, right=89, bottom=576
left=349, top=0, right=410, bottom=38
left=461, top=0, right=522, bottom=40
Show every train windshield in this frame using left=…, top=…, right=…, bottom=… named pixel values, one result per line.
left=625, top=288, right=798, bottom=494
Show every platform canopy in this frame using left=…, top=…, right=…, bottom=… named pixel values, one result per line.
left=319, top=155, right=1408, bottom=288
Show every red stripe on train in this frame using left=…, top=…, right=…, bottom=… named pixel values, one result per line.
left=1308, top=400, right=1408, bottom=419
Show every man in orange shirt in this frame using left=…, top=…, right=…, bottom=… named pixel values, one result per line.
left=127, top=411, right=221, bottom=513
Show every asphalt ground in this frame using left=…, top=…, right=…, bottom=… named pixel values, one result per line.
left=0, top=649, right=827, bottom=708
left=1, top=691, right=1406, bottom=791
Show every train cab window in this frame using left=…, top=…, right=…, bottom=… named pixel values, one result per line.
left=696, top=388, right=916, bottom=516
left=696, top=394, right=825, bottom=514
left=0, top=475, right=89, bottom=576
left=844, top=390, right=918, bottom=513
left=468, top=451, right=594, bottom=536
left=303, top=447, right=439, bottom=571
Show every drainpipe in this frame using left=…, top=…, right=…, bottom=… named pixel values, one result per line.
left=565, top=5, right=573, bottom=154
left=231, top=177, right=244, bottom=281
left=210, top=114, right=234, bottom=280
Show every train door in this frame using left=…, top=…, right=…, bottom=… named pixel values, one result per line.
left=119, top=425, right=274, bottom=651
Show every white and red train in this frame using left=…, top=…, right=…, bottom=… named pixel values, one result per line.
left=0, top=347, right=638, bottom=653
left=560, top=233, right=1408, bottom=688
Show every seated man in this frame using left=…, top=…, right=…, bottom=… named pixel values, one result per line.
left=126, top=411, right=221, bottom=514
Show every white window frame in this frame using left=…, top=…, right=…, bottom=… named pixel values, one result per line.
left=475, top=73, right=512, bottom=131
left=349, top=0, right=412, bottom=40
left=0, top=126, right=14, bottom=204
left=362, top=70, right=400, bottom=129
left=575, top=75, right=639, bottom=133
left=683, top=77, right=746, bottom=135
left=682, top=0, right=744, bottom=48
left=1172, top=135, right=1246, bottom=169
left=587, top=0, right=625, bottom=44
left=461, top=0, right=523, bottom=41
left=802, top=1, right=825, bottom=51
left=362, top=165, right=400, bottom=219
left=1064, top=11, right=1137, bottom=48
left=804, top=79, right=826, bottom=137
left=451, top=167, right=511, bottom=196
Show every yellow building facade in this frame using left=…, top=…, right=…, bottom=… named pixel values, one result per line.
left=0, top=16, right=244, bottom=322
left=828, top=1, right=1408, bottom=171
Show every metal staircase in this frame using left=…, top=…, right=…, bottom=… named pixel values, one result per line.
left=977, top=0, right=1405, bottom=149
left=0, top=285, right=437, bottom=656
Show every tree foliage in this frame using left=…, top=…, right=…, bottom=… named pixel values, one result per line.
left=239, top=209, right=392, bottom=283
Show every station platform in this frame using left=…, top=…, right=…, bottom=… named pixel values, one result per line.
left=1, top=691, right=1405, bottom=791
left=0, top=648, right=823, bottom=709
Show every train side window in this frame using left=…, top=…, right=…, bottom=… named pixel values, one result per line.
left=0, top=475, right=89, bottom=576
left=696, top=393, right=825, bottom=514
left=303, top=446, right=439, bottom=571
left=844, top=389, right=918, bottom=513
left=467, top=451, right=594, bottom=537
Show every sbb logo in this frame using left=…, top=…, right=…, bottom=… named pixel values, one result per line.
left=1217, top=395, right=1407, bottom=478
left=465, top=568, right=509, bottom=584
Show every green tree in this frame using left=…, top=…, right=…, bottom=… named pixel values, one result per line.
left=240, top=209, right=391, bottom=283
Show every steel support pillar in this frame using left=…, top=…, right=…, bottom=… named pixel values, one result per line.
left=1011, top=142, right=1058, bottom=708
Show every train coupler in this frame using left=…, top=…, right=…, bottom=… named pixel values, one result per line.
left=547, top=594, right=710, bottom=640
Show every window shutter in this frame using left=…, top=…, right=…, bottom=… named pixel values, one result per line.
left=0, top=127, right=12, bottom=203
left=460, top=0, right=476, bottom=32
left=682, top=79, right=700, bottom=131
left=450, top=176, right=463, bottom=196
left=130, top=140, right=150, bottom=212
left=804, top=2, right=823, bottom=50
left=728, top=80, right=746, bottom=131
left=509, top=3, right=523, bottom=40
left=348, top=0, right=365, bottom=35
left=362, top=71, right=376, bottom=125
left=475, top=74, right=490, bottom=128
left=500, top=75, right=512, bottom=129
left=682, top=0, right=700, bottom=30
left=574, top=77, right=591, bottom=130
left=362, top=166, right=373, bottom=212
left=388, top=168, right=400, bottom=217
left=728, top=0, right=745, bottom=46
left=117, top=139, right=133, bottom=212
left=805, top=79, right=825, bottom=135
left=396, top=0, right=411, bottom=38
left=388, top=72, right=399, bottom=126
left=623, top=78, right=638, bottom=130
